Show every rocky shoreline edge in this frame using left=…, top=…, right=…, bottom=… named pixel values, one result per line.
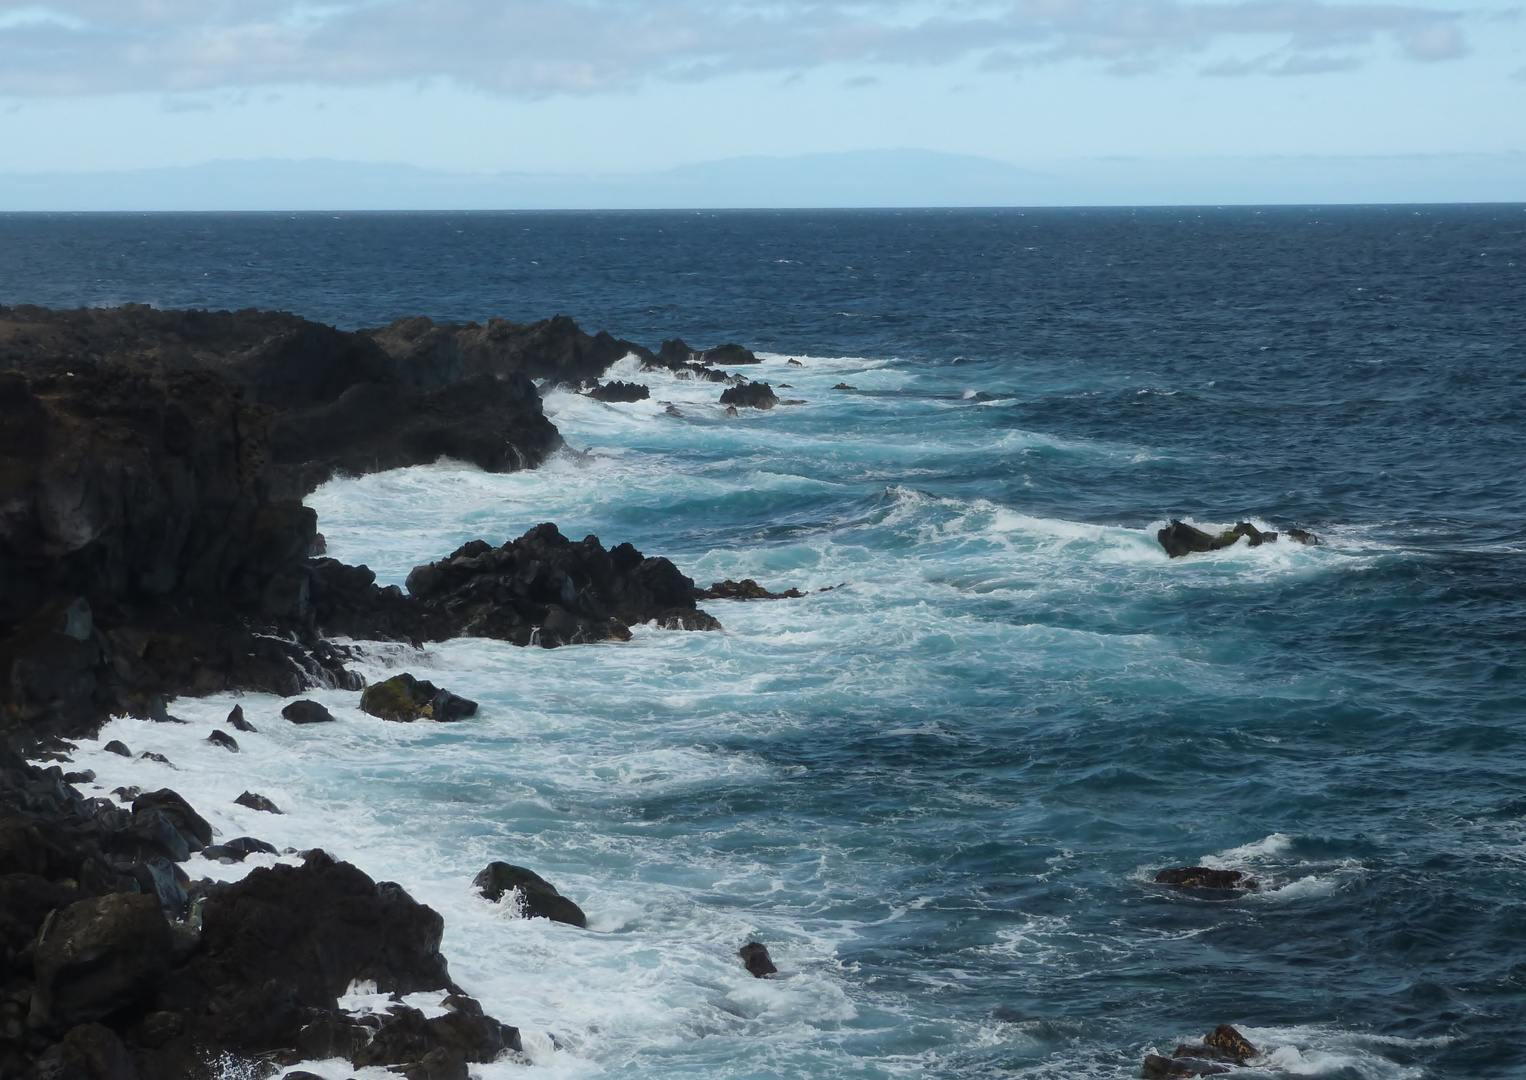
left=0, top=303, right=792, bottom=1079
left=4, top=302, right=1299, bottom=1078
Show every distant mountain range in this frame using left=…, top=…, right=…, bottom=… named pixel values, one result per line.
left=0, top=149, right=1521, bottom=210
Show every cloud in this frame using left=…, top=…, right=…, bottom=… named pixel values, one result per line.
left=0, top=0, right=1472, bottom=97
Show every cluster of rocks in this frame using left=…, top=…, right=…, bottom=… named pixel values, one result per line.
left=313, top=523, right=720, bottom=649
left=1158, top=519, right=1320, bottom=558
left=697, top=579, right=806, bottom=601
left=0, top=739, right=518, bottom=1078
left=1153, top=866, right=1259, bottom=893
left=1143, top=1024, right=1261, bottom=1077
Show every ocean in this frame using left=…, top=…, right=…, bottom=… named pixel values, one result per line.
left=3, top=206, right=1524, bottom=1079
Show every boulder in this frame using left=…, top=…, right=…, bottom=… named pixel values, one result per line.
left=360, top=674, right=478, bottom=723
left=718, top=382, right=778, bottom=410
left=831, top=382, right=857, bottom=390
left=1157, top=519, right=1319, bottom=558
left=351, top=1004, right=521, bottom=1074
left=27, top=1022, right=136, bottom=1080
left=206, top=730, right=239, bottom=752
left=102, top=742, right=131, bottom=758
left=281, top=700, right=335, bottom=725
left=1142, top=1054, right=1228, bottom=1077
left=473, top=862, right=587, bottom=927
left=194, top=849, right=452, bottom=1006
left=226, top=705, right=256, bottom=733
left=131, top=790, right=212, bottom=850
left=739, top=942, right=777, bottom=978
left=30, top=892, right=173, bottom=1030
left=701, top=343, right=761, bottom=365
left=1154, top=866, right=1258, bottom=892
left=234, top=791, right=282, bottom=814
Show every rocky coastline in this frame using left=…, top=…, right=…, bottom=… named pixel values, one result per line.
left=0, top=303, right=769, bottom=1078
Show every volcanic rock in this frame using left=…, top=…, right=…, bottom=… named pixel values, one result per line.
left=30, top=892, right=174, bottom=1031
left=206, top=730, right=239, bottom=752
left=1154, top=866, right=1258, bottom=892
left=585, top=380, right=650, bottom=403
left=739, top=942, right=777, bottom=978
left=473, top=862, right=587, bottom=927
left=281, top=699, right=335, bottom=725
left=718, top=382, right=778, bottom=410
left=698, top=579, right=805, bottom=601
left=234, top=791, right=282, bottom=814
left=360, top=673, right=478, bottom=723
left=226, top=705, right=256, bottom=732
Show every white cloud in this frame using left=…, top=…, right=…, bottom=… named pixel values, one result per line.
left=0, top=0, right=1473, bottom=96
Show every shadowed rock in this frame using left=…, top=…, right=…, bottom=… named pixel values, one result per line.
left=718, top=382, right=778, bottom=410
left=585, top=379, right=650, bottom=403
left=234, top=791, right=282, bottom=814
left=1154, top=866, right=1258, bottom=892
left=473, top=862, right=587, bottom=928
left=360, top=673, right=477, bottom=723
left=698, top=579, right=805, bottom=601
left=739, top=942, right=777, bottom=978
left=281, top=700, right=334, bottom=725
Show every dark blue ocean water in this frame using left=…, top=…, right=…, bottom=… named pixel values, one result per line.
left=6, top=208, right=1526, bottom=1079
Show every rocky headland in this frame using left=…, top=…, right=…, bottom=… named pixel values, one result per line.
left=0, top=302, right=768, bottom=1078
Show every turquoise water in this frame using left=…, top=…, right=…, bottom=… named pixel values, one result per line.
left=11, top=207, right=1526, bottom=1078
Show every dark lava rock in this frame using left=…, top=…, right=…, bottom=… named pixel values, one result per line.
left=131, top=790, right=212, bottom=851
left=1157, top=519, right=1319, bottom=558
left=63, top=768, right=96, bottom=785
left=1204, top=1024, right=1258, bottom=1061
left=586, top=380, right=650, bottom=403
left=203, top=836, right=280, bottom=863
left=351, top=1003, right=520, bottom=1076
left=1142, top=1054, right=1229, bottom=1077
left=30, top=892, right=173, bottom=1031
left=1154, top=866, right=1258, bottom=891
left=739, top=942, right=777, bottom=978
left=718, top=382, right=778, bottom=410
left=698, top=579, right=805, bottom=601
left=281, top=699, right=335, bottom=725
left=29, top=1021, right=136, bottom=1080
left=360, top=673, right=478, bottom=723
left=473, top=862, right=587, bottom=927
left=226, top=705, right=256, bottom=733
left=138, top=752, right=171, bottom=765
left=102, top=741, right=131, bottom=758
left=206, top=729, right=239, bottom=752
left=787, top=358, right=803, bottom=366
left=831, top=382, right=857, bottom=390
left=701, top=343, right=761, bottom=365
left=336, top=522, right=722, bottom=649
left=234, top=791, right=282, bottom=814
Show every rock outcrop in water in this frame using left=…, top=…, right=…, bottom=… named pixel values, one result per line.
left=1153, top=866, right=1258, bottom=892
left=1157, top=519, right=1320, bottom=558
left=719, top=381, right=779, bottom=410
left=360, top=673, right=478, bottom=723
left=1141, top=1024, right=1260, bottom=1077
left=473, top=863, right=587, bottom=928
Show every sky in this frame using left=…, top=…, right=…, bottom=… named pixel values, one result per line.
left=0, top=1, right=1522, bottom=197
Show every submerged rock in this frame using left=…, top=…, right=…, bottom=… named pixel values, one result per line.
left=1157, top=519, right=1320, bottom=558
left=1142, top=1053, right=1229, bottom=1077
left=473, top=862, right=587, bottom=928
left=697, top=579, right=805, bottom=601
left=1154, top=866, right=1258, bottom=892
left=739, top=942, right=777, bottom=978
left=360, top=673, right=478, bottom=723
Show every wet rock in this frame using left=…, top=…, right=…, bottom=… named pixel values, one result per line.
left=131, top=855, right=189, bottom=914
left=718, top=382, right=778, bottom=410
left=226, top=705, right=256, bottom=733
left=702, top=343, right=761, bottom=366
left=1154, top=866, right=1258, bottom=891
left=131, top=790, right=212, bottom=851
left=473, top=862, right=587, bottom=928
left=102, top=742, right=131, bottom=758
left=126, top=1009, right=184, bottom=1049
left=585, top=380, right=650, bottom=403
left=195, top=849, right=452, bottom=1004
left=63, top=769, right=96, bottom=785
left=137, top=753, right=171, bottom=766
left=234, top=791, right=282, bottom=814
left=739, top=942, right=777, bottom=978
left=724, top=405, right=739, bottom=417
left=351, top=1004, right=520, bottom=1075
left=360, top=674, right=478, bottom=723
left=1142, top=1053, right=1229, bottom=1077
left=1203, top=1024, right=1258, bottom=1061
left=697, top=579, right=805, bottom=601
left=831, top=382, right=857, bottom=390
left=206, top=730, right=239, bottom=752
left=202, top=836, right=279, bottom=863
left=281, top=700, right=335, bottom=725
left=28, top=1021, right=136, bottom=1080
left=1157, top=519, right=1318, bottom=558
left=1286, top=527, right=1320, bottom=545
left=787, top=358, right=804, bottom=366
left=30, top=892, right=173, bottom=1030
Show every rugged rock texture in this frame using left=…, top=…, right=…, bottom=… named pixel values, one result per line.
left=1154, top=866, right=1258, bottom=892
left=698, top=579, right=804, bottom=601
left=1142, top=1024, right=1259, bottom=1077
left=1157, top=519, right=1320, bottom=558
left=585, top=379, right=650, bottom=403
left=739, top=942, right=777, bottom=978
left=360, top=674, right=477, bottom=723
left=473, top=862, right=587, bottom=928
left=313, top=523, right=720, bottom=649
left=719, top=382, right=779, bottom=410
left=0, top=746, right=519, bottom=1078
